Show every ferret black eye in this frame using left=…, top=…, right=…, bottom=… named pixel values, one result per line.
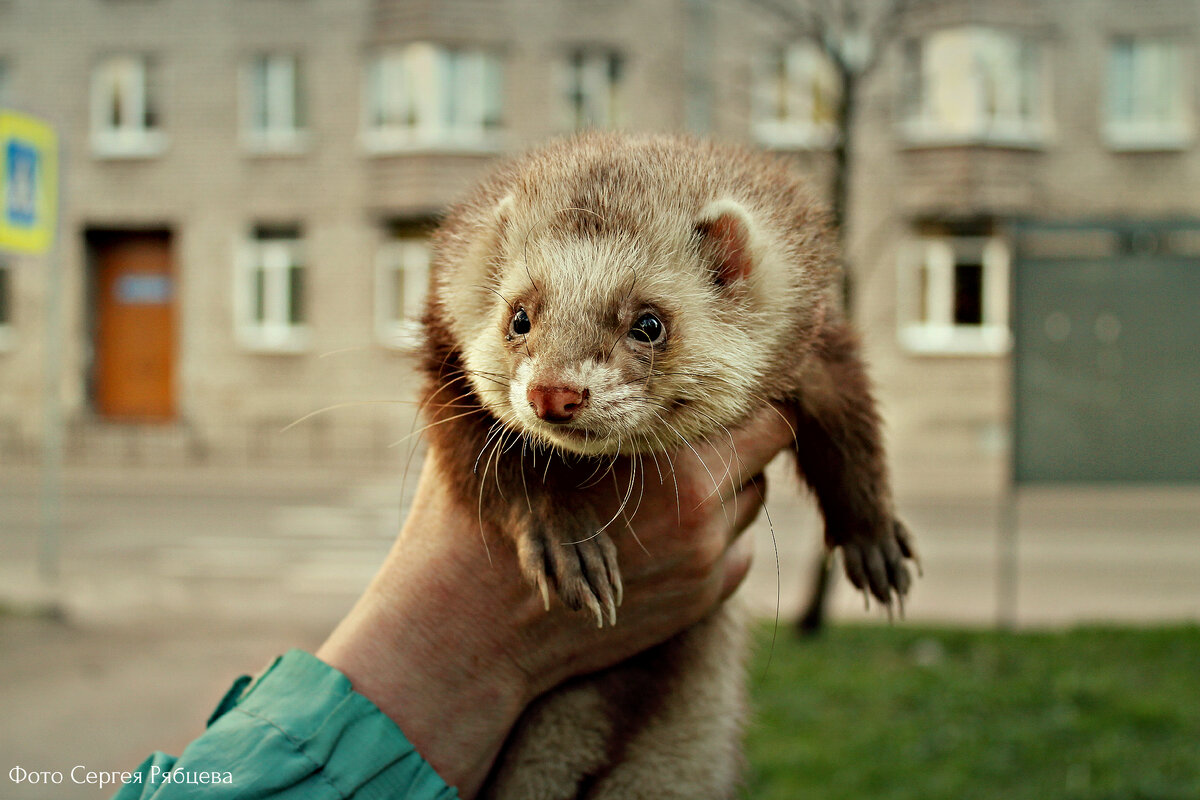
left=629, top=312, right=664, bottom=344
left=510, top=307, right=531, bottom=337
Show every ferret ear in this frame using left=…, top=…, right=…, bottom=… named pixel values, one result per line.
left=694, top=199, right=757, bottom=287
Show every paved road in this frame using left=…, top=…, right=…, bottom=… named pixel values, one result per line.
left=1, top=459, right=1198, bottom=799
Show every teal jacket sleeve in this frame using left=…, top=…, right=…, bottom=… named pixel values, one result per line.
left=110, top=649, right=459, bottom=799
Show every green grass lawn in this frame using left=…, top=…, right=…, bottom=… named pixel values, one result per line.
left=743, top=623, right=1200, bottom=800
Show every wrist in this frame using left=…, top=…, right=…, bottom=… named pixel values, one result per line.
left=317, top=465, right=536, bottom=797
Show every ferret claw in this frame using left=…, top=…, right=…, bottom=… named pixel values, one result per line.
left=516, top=524, right=623, bottom=627
left=837, top=515, right=918, bottom=620
left=583, top=594, right=605, bottom=628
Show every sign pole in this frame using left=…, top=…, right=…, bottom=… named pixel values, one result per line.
left=38, top=162, right=63, bottom=586
left=1, top=110, right=62, bottom=597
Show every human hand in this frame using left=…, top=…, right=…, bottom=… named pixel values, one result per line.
left=316, top=405, right=795, bottom=797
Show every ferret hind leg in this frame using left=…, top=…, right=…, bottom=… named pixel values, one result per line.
left=481, top=678, right=616, bottom=800
left=583, top=605, right=749, bottom=800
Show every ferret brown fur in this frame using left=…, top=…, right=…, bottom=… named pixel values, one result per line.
left=419, top=132, right=915, bottom=799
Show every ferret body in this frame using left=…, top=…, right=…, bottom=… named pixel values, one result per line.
left=420, top=132, right=915, bottom=799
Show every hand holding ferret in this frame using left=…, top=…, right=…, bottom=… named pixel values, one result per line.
left=317, top=405, right=795, bottom=799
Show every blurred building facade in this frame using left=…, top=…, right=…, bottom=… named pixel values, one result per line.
left=1, top=0, right=1197, bottom=493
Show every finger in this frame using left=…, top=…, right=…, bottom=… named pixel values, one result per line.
left=690, top=405, right=796, bottom=501
left=718, top=525, right=754, bottom=601
left=728, top=473, right=767, bottom=541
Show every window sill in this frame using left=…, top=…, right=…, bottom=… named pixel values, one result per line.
left=236, top=326, right=311, bottom=355
left=361, top=129, right=503, bottom=156
left=898, top=123, right=1047, bottom=151
left=91, top=131, right=168, bottom=160
left=752, top=122, right=838, bottom=151
left=1103, top=126, right=1192, bottom=152
left=241, top=131, right=311, bottom=157
left=899, top=324, right=1011, bottom=356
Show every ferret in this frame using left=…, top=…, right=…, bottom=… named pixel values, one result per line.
left=419, top=132, right=916, bottom=799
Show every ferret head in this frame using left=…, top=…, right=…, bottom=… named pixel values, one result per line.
left=434, top=135, right=832, bottom=456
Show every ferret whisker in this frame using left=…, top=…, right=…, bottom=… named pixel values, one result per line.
left=476, top=284, right=516, bottom=312
left=459, top=368, right=512, bottom=387
left=660, top=417, right=728, bottom=523
left=685, top=408, right=741, bottom=507
left=401, top=376, right=477, bottom=500
left=626, top=452, right=648, bottom=529
left=317, top=345, right=371, bottom=359
left=622, top=262, right=638, bottom=305
left=280, top=399, right=414, bottom=434
left=752, top=479, right=782, bottom=679
left=519, top=437, right=533, bottom=515
left=577, top=452, right=614, bottom=489
left=388, top=407, right=489, bottom=449
left=646, top=411, right=683, bottom=523
left=474, top=418, right=506, bottom=475
left=606, top=329, right=626, bottom=361
left=490, top=430, right=509, bottom=502
left=645, top=440, right=665, bottom=484
left=565, top=456, right=636, bottom=545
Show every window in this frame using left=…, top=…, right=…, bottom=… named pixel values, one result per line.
left=364, top=44, right=503, bottom=152
left=562, top=49, right=624, bottom=130
left=900, top=28, right=1045, bottom=146
left=1106, top=37, right=1189, bottom=149
left=0, top=260, right=12, bottom=350
left=242, top=53, right=307, bottom=153
left=375, top=233, right=430, bottom=349
left=236, top=225, right=308, bottom=352
left=752, top=41, right=839, bottom=148
left=898, top=237, right=1010, bottom=355
left=90, top=55, right=165, bottom=157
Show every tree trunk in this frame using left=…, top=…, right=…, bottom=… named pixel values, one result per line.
left=797, top=70, right=858, bottom=637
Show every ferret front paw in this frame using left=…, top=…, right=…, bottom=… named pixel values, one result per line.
left=516, top=524, right=623, bottom=628
left=836, top=518, right=918, bottom=615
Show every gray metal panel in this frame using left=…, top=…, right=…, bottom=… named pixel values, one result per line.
left=1013, top=223, right=1200, bottom=483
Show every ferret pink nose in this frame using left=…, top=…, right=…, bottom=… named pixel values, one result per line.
left=527, top=385, right=588, bottom=423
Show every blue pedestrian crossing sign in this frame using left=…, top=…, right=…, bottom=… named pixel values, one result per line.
left=0, top=110, right=58, bottom=255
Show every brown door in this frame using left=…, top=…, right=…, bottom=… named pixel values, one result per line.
left=93, top=231, right=176, bottom=421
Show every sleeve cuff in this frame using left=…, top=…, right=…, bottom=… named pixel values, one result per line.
left=190, top=648, right=459, bottom=799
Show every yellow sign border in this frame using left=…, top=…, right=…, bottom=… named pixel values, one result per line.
left=0, top=110, right=59, bottom=255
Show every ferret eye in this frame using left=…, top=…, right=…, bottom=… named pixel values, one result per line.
left=510, top=307, right=531, bottom=336
left=629, top=312, right=664, bottom=344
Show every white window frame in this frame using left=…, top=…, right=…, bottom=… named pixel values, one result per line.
left=375, top=238, right=429, bottom=350
left=235, top=232, right=310, bottom=353
left=752, top=41, right=840, bottom=149
left=0, top=260, right=14, bottom=352
left=897, top=237, right=1011, bottom=356
left=241, top=53, right=308, bottom=155
left=90, top=54, right=166, bottom=158
left=1104, top=37, right=1191, bottom=151
left=561, top=49, right=624, bottom=131
left=900, top=27, right=1047, bottom=148
left=363, top=43, right=503, bottom=153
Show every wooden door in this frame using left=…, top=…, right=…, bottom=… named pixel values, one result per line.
left=93, top=232, right=176, bottom=421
